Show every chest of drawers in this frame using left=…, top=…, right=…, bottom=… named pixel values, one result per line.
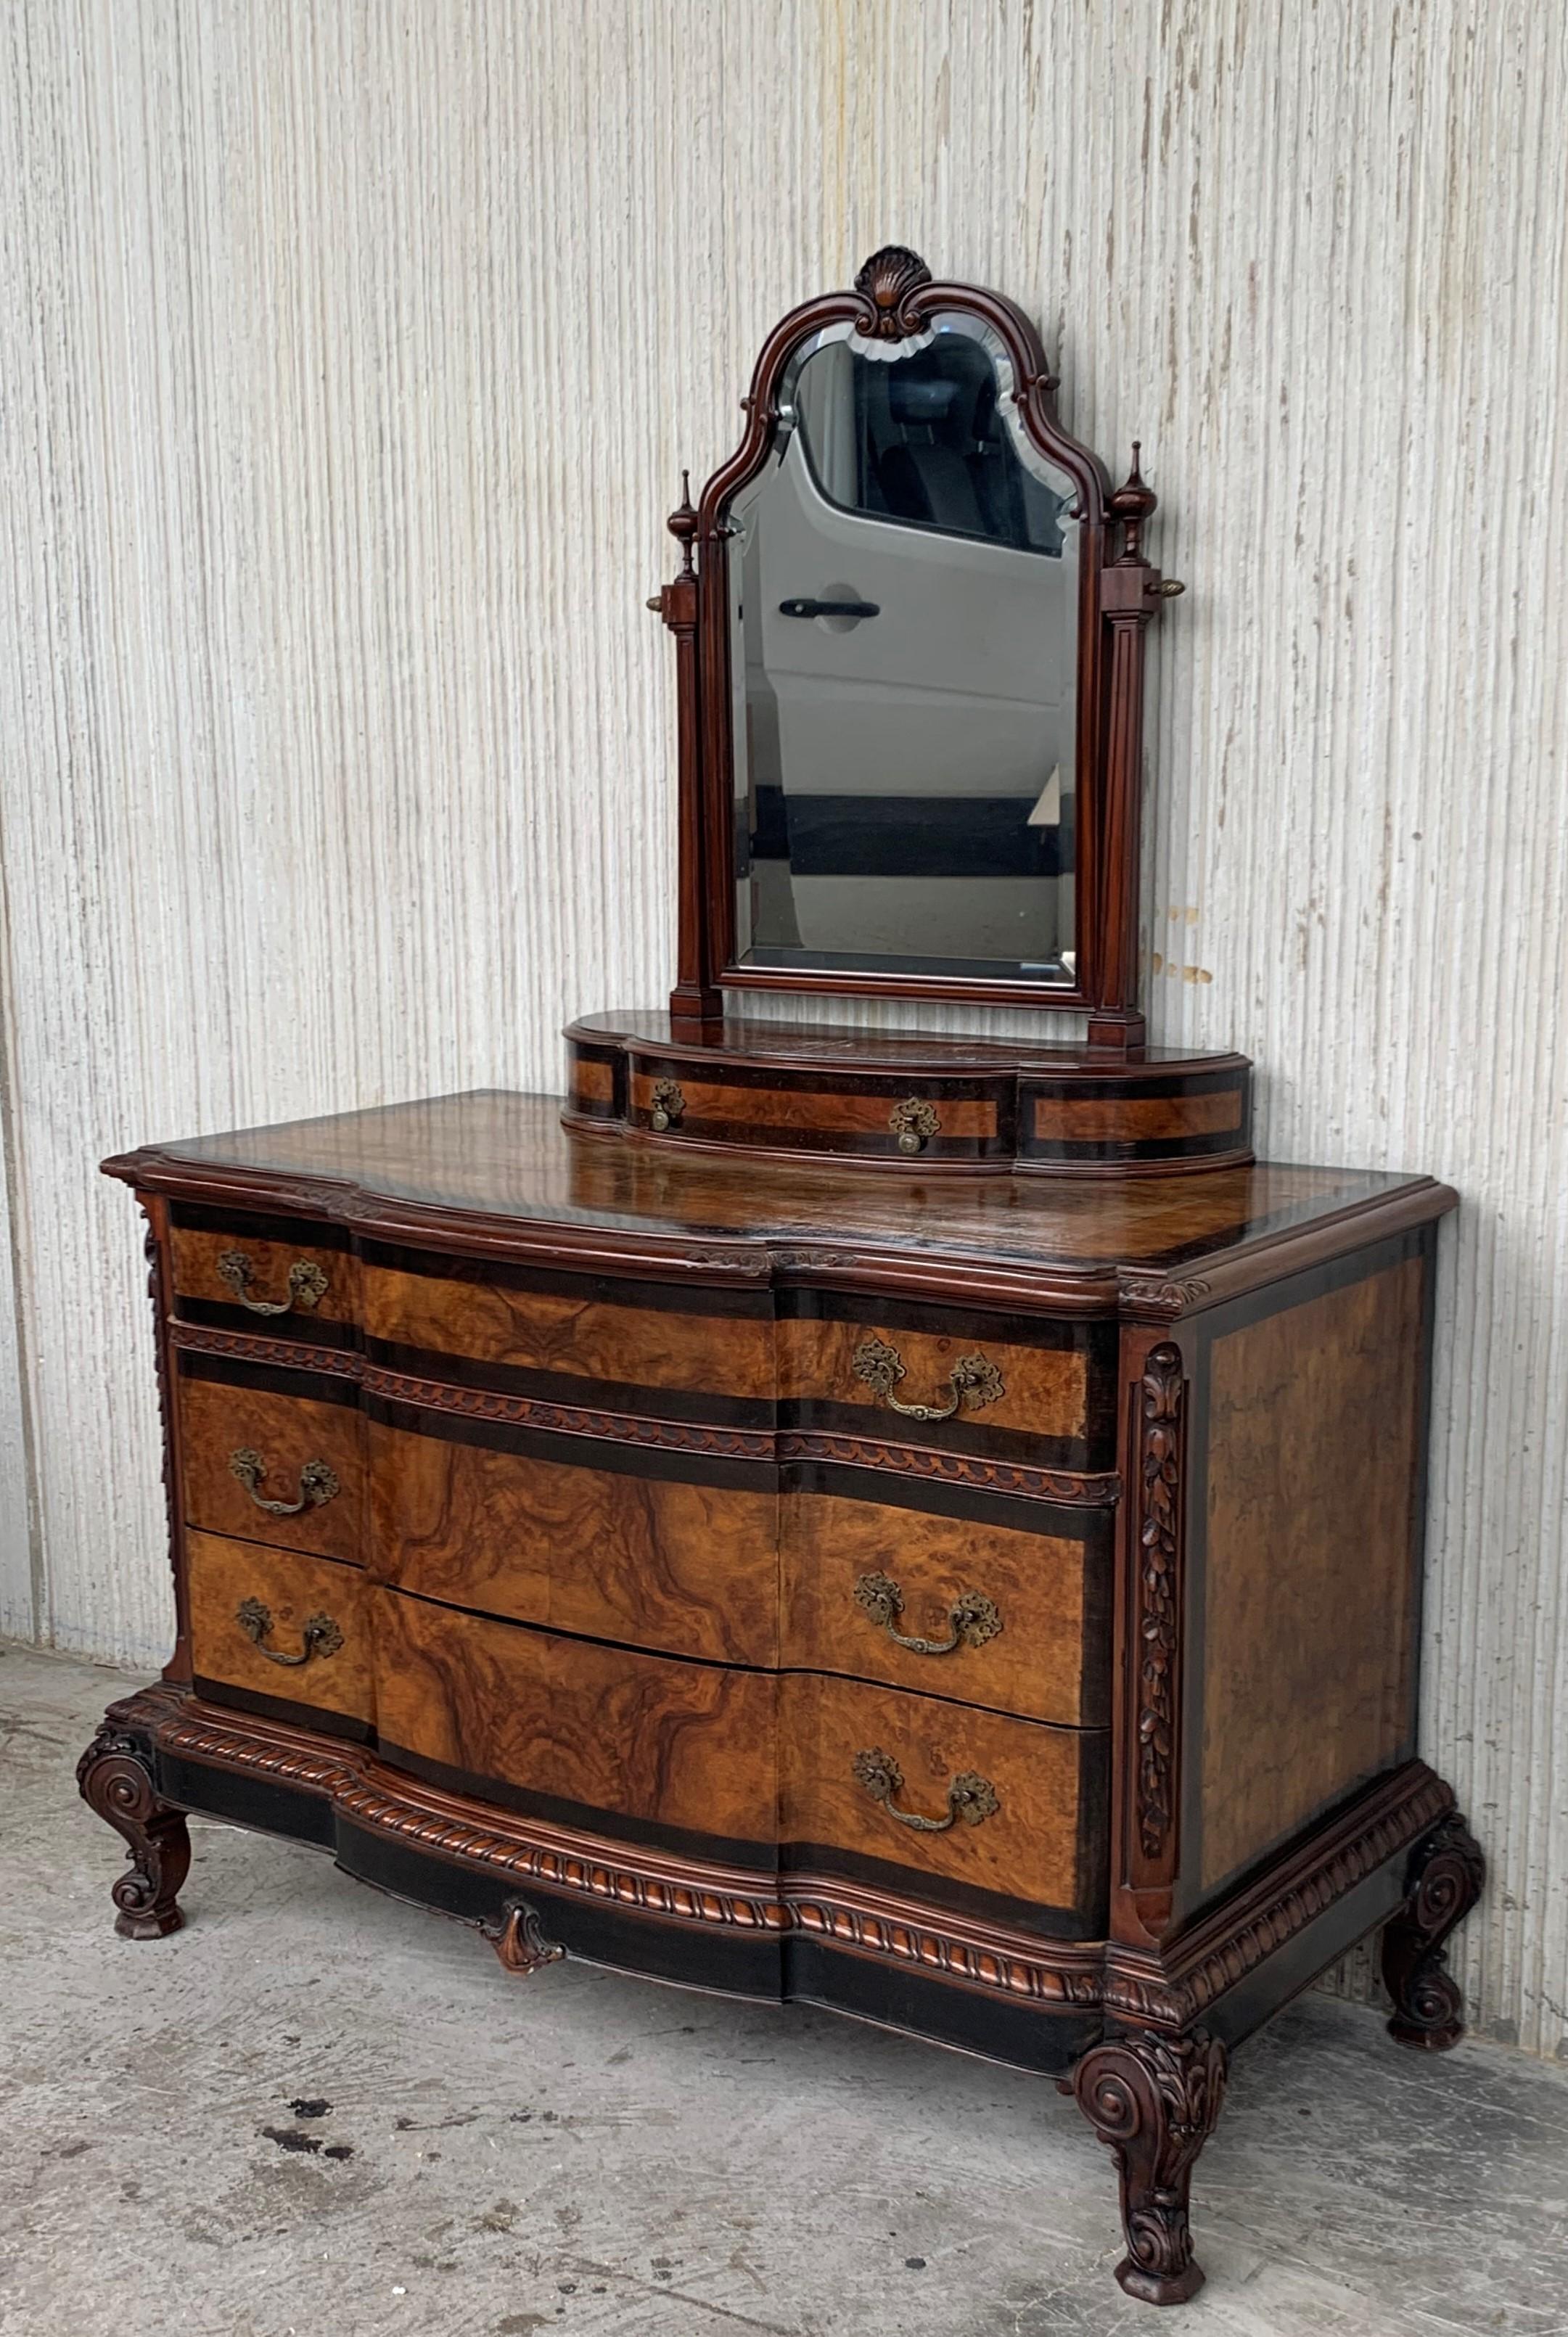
left=81, top=1086, right=1481, bottom=2306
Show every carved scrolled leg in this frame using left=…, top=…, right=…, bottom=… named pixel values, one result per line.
left=483, top=1896, right=565, bottom=1976
left=76, top=1725, right=191, bottom=1939
left=1382, top=1812, right=1485, bottom=2051
left=1068, top=2028, right=1228, bottom=2305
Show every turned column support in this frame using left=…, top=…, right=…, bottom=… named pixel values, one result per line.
left=1066, top=2026, right=1228, bottom=2305
left=77, top=1722, right=191, bottom=1939
left=1382, top=1812, right=1485, bottom=2050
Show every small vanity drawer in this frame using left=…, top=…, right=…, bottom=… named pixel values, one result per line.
left=188, top=1529, right=372, bottom=1731
left=779, top=1298, right=1112, bottom=1468
left=781, top=1487, right=1110, bottom=1726
left=628, top=1064, right=1010, bottom=1163
left=782, top=1673, right=1105, bottom=1926
left=170, top=1214, right=356, bottom=1334
left=177, top=1363, right=364, bottom=1563
left=367, top=1416, right=777, bottom=1664
left=371, top=1588, right=779, bottom=1856
left=360, top=1249, right=774, bottom=1415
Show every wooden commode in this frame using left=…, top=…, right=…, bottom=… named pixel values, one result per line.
left=81, top=249, right=1484, bottom=2309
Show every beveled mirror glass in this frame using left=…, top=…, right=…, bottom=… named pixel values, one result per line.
left=726, top=313, right=1080, bottom=985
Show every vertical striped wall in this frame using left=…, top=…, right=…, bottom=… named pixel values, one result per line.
left=1, top=1, right=1563, bottom=2060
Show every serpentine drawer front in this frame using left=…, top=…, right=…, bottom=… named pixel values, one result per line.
left=186, top=1529, right=373, bottom=1734
left=169, top=1210, right=358, bottom=1339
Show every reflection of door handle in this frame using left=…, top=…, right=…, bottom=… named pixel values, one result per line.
left=778, top=596, right=880, bottom=620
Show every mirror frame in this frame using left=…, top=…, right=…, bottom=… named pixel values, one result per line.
left=655, top=247, right=1176, bottom=1047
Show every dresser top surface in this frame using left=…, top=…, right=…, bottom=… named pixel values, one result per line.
left=107, top=1088, right=1453, bottom=1299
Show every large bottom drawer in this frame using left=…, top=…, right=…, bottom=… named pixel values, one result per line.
left=369, top=1588, right=1105, bottom=1928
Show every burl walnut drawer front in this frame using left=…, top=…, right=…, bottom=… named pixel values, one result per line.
left=169, top=1209, right=357, bottom=1339
left=371, top=1588, right=778, bottom=1856
left=778, top=1296, right=1117, bottom=1471
left=366, top=1414, right=777, bottom=1667
left=187, top=1529, right=373, bottom=1732
left=783, top=1673, right=1104, bottom=1926
left=177, top=1359, right=364, bottom=1564
left=360, top=1248, right=773, bottom=1423
left=781, top=1486, right=1110, bottom=1727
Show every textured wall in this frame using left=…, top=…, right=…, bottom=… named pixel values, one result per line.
left=1, top=1, right=1564, bottom=2059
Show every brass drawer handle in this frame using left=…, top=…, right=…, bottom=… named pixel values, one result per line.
left=234, top=1596, right=343, bottom=1667
left=649, top=1078, right=686, bottom=1131
left=853, top=1570, right=1002, bottom=1656
left=889, top=1097, right=940, bottom=1154
left=852, top=1335, right=1004, bottom=1422
left=229, top=1448, right=341, bottom=1517
left=217, top=1250, right=329, bottom=1317
left=852, top=1749, right=999, bottom=1833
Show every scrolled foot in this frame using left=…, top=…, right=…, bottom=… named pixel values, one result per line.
left=1068, top=2027, right=1227, bottom=2305
left=77, top=1722, right=191, bottom=1939
left=1382, top=1811, right=1485, bottom=2050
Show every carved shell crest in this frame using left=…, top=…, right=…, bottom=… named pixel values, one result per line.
left=853, top=245, right=933, bottom=340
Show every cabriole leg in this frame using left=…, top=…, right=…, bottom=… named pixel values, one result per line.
left=77, top=1723, right=191, bottom=1939
left=1382, top=1811, right=1485, bottom=2051
left=1068, top=2027, right=1228, bottom=2305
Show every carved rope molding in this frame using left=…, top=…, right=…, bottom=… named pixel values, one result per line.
left=1134, top=1344, right=1186, bottom=1863
left=165, top=1321, right=1121, bottom=1506
left=124, top=1691, right=1099, bottom=2009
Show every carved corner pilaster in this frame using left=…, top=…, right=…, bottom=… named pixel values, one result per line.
left=1067, top=2027, right=1228, bottom=2305
left=1382, top=1812, right=1485, bottom=2050
left=77, top=1720, right=191, bottom=1939
left=483, top=1896, right=566, bottom=1978
left=1115, top=1339, right=1188, bottom=1946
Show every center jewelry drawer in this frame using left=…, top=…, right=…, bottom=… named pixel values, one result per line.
left=176, top=1353, right=364, bottom=1563
left=187, top=1528, right=373, bottom=1733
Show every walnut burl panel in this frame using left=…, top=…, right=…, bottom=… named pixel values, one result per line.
left=361, top=1262, right=773, bottom=1401
left=177, top=1369, right=364, bottom=1563
left=187, top=1530, right=373, bottom=1725
left=368, top=1420, right=778, bottom=1666
left=171, top=1225, right=358, bottom=1325
left=372, top=1589, right=778, bottom=1848
left=779, top=1317, right=1086, bottom=1444
left=782, top=1673, right=1099, bottom=1917
left=1033, top=1090, right=1243, bottom=1143
left=631, top=1067, right=998, bottom=1143
left=781, top=1490, right=1104, bottom=1725
left=1197, top=1254, right=1427, bottom=1892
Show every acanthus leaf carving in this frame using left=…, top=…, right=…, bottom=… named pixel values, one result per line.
left=1134, top=1343, right=1185, bottom=1865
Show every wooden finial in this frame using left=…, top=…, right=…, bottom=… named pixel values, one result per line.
left=668, top=470, right=698, bottom=580
left=1109, top=441, right=1158, bottom=559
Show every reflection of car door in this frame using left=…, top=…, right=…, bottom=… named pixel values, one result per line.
left=754, top=429, right=1074, bottom=810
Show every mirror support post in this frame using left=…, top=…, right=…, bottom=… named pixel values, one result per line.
left=662, top=480, right=725, bottom=1038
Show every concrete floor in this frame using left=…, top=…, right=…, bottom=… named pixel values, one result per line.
left=4, top=1643, right=1565, bottom=2337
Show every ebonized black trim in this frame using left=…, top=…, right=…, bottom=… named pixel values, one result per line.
left=171, top=1202, right=350, bottom=1249
left=190, top=1675, right=374, bottom=1743
left=177, top=1349, right=362, bottom=1408
left=358, top=1241, right=773, bottom=1318
left=364, top=1336, right=774, bottom=1432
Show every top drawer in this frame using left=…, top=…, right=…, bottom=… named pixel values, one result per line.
left=170, top=1207, right=356, bottom=1339
left=358, top=1246, right=775, bottom=1421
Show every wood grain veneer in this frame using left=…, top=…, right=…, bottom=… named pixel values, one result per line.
left=1196, top=1254, right=1427, bottom=1892
left=361, top=1260, right=773, bottom=1399
left=367, top=1419, right=778, bottom=1665
left=781, top=1488, right=1105, bottom=1725
left=778, top=1316, right=1088, bottom=1443
left=781, top=1672, right=1100, bottom=1917
left=372, top=1588, right=779, bottom=1849
left=171, top=1224, right=358, bottom=1325
left=177, top=1368, right=364, bottom=1564
left=187, top=1529, right=373, bottom=1726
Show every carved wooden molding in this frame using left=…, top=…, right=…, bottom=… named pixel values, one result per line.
left=1133, top=1344, right=1185, bottom=1864
left=1104, top=1761, right=1454, bottom=2028
left=165, top=1321, right=1118, bottom=1504
left=1070, top=2027, right=1228, bottom=2304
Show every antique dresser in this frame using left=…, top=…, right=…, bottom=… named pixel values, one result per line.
left=81, top=249, right=1484, bottom=2307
